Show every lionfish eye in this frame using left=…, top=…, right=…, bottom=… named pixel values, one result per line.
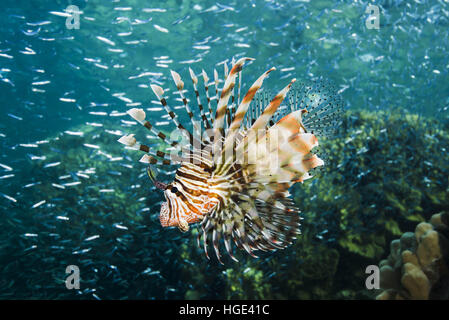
left=170, top=186, right=179, bottom=194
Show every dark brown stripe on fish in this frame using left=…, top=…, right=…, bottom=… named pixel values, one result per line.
left=216, top=106, right=227, bottom=119
left=177, top=170, right=208, bottom=184
left=149, top=156, right=158, bottom=164
left=139, top=145, right=150, bottom=153
left=230, top=64, right=243, bottom=74
left=144, top=121, right=152, bottom=130
left=174, top=178, right=207, bottom=198
left=220, top=83, right=235, bottom=99
left=242, top=86, right=259, bottom=104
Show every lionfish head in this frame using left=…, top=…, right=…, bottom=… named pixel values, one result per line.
left=159, top=183, right=189, bottom=232
left=160, top=179, right=209, bottom=233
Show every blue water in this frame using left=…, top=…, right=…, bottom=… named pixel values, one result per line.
left=0, top=0, right=448, bottom=299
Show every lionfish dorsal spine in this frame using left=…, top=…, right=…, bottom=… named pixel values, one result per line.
left=213, top=68, right=220, bottom=112
left=234, top=78, right=296, bottom=165
left=213, top=57, right=253, bottom=135
left=201, top=69, right=214, bottom=125
left=169, top=70, right=201, bottom=138
left=150, top=84, right=205, bottom=154
left=188, top=67, right=212, bottom=133
left=249, top=78, right=296, bottom=132
left=215, top=67, right=276, bottom=172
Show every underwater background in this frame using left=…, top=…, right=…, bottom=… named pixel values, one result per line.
left=1, top=0, right=449, bottom=300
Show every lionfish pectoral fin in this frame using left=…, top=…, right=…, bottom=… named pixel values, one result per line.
left=146, top=166, right=168, bottom=191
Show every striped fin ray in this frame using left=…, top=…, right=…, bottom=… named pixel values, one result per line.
left=235, top=78, right=296, bottom=160
left=202, top=69, right=214, bottom=125
left=228, top=68, right=275, bottom=134
left=214, top=68, right=219, bottom=112
left=117, top=134, right=184, bottom=165
left=227, top=58, right=237, bottom=127
left=216, top=68, right=275, bottom=174
left=213, top=57, right=254, bottom=135
left=126, top=108, right=182, bottom=149
left=245, top=110, right=324, bottom=186
left=224, top=60, right=232, bottom=130
left=237, top=65, right=242, bottom=107
left=249, top=78, right=296, bottom=131
left=170, top=70, right=201, bottom=137
left=188, top=68, right=212, bottom=131
left=150, top=84, right=205, bottom=153
left=196, top=180, right=302, bottom=262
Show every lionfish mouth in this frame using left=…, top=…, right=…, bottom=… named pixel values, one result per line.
left=159, top=202, right=169, bottom=227
left=117, top=56, right=344, bottom=263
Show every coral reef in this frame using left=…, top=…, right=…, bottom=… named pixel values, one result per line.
left=2, top=109, right=449, bottom=300
left=377, top=212, right=449, bottom=300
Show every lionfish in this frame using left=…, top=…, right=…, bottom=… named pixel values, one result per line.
left=118, top=57, right=343, bottom=263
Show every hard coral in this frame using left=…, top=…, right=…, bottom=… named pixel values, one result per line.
left=377, top=212, right=449, bottom=300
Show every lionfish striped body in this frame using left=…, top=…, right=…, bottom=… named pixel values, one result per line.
left=118, top=57, right=343, bottom=263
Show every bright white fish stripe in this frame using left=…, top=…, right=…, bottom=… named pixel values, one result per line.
left=224, top=61, right=229, bottom=79
left=117, top=57, right=343, bottom=263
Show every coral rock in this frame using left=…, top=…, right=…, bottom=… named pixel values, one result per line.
left=401, top=262, right=430, bottom=300
left=376, top=212, right=449, bottom=300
